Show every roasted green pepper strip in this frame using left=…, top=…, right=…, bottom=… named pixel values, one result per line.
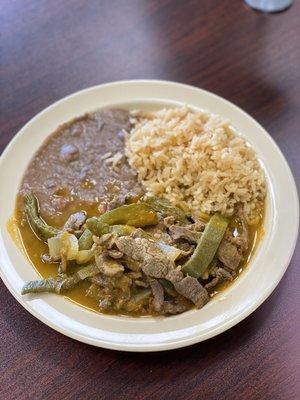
left=21, top=276, right=79, bottom=294
left=78, top=229, right=93, bottom=250
left=85, top=218, right=105, bottom=236
left=21, top=263, right=99, bottom=295
left=87, top=203, right=158, bottom=229
left=99, top=203, right=158, bottom=226
left=144, top=196, right=189, bottom=224
left=86, top=218, right=136, bottom=237
left=24, top=193, right=60, bottom=242
left=182, top=213, right=229, bottom=278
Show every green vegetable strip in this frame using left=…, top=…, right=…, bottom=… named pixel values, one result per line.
left=85, top=218, right=107, bottom=236
left=96, top=203, right=158, bottom=227
left=78, top=229, right=94, bottom=250
left=24, top=193, right=60, bottom=242
left=86, top=219, right=137, bottom=237
left=21, top=277, right=67, bottom=294
left=182, top=213, right=229, bottom=278
left=21, top=263, right=99, bottom=295
left=144, top=196, right=189, bottom=224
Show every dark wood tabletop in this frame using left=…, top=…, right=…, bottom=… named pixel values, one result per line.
left=1, top=1, right=299, bottom=399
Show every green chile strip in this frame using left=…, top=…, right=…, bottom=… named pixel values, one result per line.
left=78, top=229, right=94, bottom=250
left=21, top=263, right=99, bottom=295
left=144, top=196, right=189, bottom=224
left=24, top=193, right=60, bottom=241
left=95, top=203, right=159, bottom=227
left=86, top=203, right=159, bottom=237
left=86, top=219, right=137, bottom=237
left=182, top=213, right=229, bottom=278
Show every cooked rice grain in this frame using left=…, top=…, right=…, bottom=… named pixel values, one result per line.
left=126, top=106, right=266, bottom=222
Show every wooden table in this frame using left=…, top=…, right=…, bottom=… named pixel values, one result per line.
left=1, top=1, right=299, bottom=399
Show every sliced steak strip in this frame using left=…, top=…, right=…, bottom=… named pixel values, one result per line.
left=174, top=276, right=209, bottom=309
left=205, top=277, right=219, bottom=290
left=168, top=224, right=201, bottom=244
left=216, top=267, right=233, bottom=281
left=217, top=240, right=242, bottom=270
left=217, top=210, right=250, bottom=271
left=205, top=267, right=233, bottom=290
left=114, top=236, right=209, bottom=308
left=149, top=280, right=164, bottom=312
left=95, top=253, right=124, bottom=277
left=234, top=213, right=249, bottom=253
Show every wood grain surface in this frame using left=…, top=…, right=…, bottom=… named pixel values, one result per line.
left=1, top=1, right=299, bottom=399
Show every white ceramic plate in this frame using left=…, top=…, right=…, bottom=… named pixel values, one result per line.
left=0, top=80, right=298, bottom=352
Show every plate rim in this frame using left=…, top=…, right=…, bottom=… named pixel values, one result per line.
left=0, top=79, right=298, bottom=352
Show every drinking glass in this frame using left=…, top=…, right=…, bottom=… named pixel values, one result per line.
left=245, top=0, right=294, bottom=12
